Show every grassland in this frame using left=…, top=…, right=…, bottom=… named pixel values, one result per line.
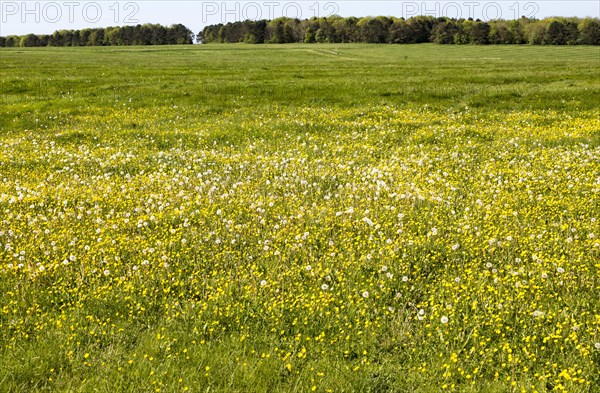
left=0, top=44, right=599, bottom=392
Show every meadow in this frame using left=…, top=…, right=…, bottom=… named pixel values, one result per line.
left=0, top=44, right=599, bottom=392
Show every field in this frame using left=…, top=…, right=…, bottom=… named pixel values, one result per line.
left=1, top=44, right=599, bottom=392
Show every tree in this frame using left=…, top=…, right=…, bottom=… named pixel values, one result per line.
left=71, top=30, right=81, bottom=46
left=562, top=18, right=579, bottom=44
left=526, top=21, right=546, bottom=44
left=454, top=21, right=471, bottom=44
left=265, top=18, right=286, bottom=43
left=283, top=19, right=303, bottom=43
left=468, top=21, right=490, bottom=44
left=5, top=17, right=597, bottom=47
left=331, top=16, right=358, bottom=43
left=543, top=20, right=568, bottom=44
left=431, top=19, right=459, bottom=44
left=407, top=16, right=434, bottom=43
left=578, top=19, right=600, bottom=45
left=38, top=34, right=49, bottom=46
left=510, top=19, right=527, bottom=44
left=20, top=33, right=40, bottom=47
left=246, top=20, right=267, bottom=44
left=389, top=19, right=413, bottom=43
left=358, top=17, right=388, bottom=43
left=489, top=21, right=513, bottom=44
left=88, top=29, right=104, bottom=46
left=302, top=19, right=318, bottom=43
left=5, top=36, right=18, bottom=47
left=105, top=27, right=122, bottom=45
left=79, top=28, right=92, bottom=46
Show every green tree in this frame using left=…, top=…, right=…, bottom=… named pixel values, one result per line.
left=5, top=36, right=18, bottom=47
left=578, top=18, right=600, bottom=45
left=431, top=19, right=459, bottom=44
left=489, top=21, right=513, bottom=44
left=105, top=27, right=123, bottom=45
left=468, top=21, right=490, bottom=44
left=510, top=19, right=527, bottom=44
left=79, top=28, right=92, bottom=46
left=89, top=29, right=105, bottom=46
left=266, top=18, right=286, bottom=43
left=20, top=33, right=40, bottom=47
left=526, top=21, right=547, bottom=44
left=407, top=16, right=434, bottom=43
left=543, top=20, right=568, bottom=44
left=389, top=19, right=414, bottom=44
left=358, top=17, right=388, bottom=43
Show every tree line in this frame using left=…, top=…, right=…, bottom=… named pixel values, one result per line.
left=199, top=16, right=600, bottom=45
left=0, top=24, right=194, bottom=47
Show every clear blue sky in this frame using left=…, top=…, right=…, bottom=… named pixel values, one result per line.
left=1, top=1, right=599, bottom=36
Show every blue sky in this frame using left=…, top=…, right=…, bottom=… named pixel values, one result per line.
left=1, top=1, right=599, bottom=36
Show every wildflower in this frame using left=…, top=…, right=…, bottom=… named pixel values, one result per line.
left=321, top=284, right=329, bottom=290
left=440, top=316, right=449, bottom=324
left=362, top=291, right=369, bottom=298
left=103, top=269, right=110, bottom=276
left=260, top=280, right=267, bottom=287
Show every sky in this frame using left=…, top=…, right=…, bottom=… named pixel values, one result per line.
left=1, top=1, right=599, bottom=36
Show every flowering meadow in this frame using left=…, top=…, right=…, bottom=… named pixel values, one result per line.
left=0, top=45, right=599, bottom=392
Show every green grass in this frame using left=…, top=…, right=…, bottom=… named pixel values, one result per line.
left=0, top=44, right=599, bottom=392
